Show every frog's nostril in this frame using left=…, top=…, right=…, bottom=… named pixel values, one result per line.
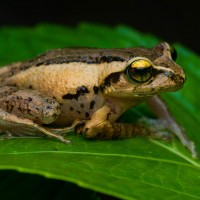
left=171, top=74, right=185, bottom=84
left=165, top=70, right=173, bottom=78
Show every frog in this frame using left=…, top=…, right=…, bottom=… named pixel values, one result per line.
left=0, top=42, right=197, bottom=157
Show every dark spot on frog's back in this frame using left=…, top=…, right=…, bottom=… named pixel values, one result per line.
left=77, top=86, right=89, bottom=94
left=100, top=72, right=121, bottom=91
left=62, top=85, right=89, bottom=100
left=93, top=86, right=99, bottom=94
left=28, top=97, right=33, bottom=102
left=62, top=93, right=75, bottom=100
left=106, top=112, right=111, bottom=120
left=85, top=112, right=90, bottom=118
left=80, top=103, right=84, bottom=109
left=69, top=106, right=74, bottom=111
left=89, top=101, right=95, bottom=109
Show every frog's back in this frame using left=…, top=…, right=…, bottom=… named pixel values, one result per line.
left=0, top=43, right=175, bottom=126
left=0, top=46, right=158, bottom=78
left=0, top=46, right=161, bottom=100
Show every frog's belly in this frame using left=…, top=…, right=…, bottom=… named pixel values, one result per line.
left=53, top=94, right=105, bottom=126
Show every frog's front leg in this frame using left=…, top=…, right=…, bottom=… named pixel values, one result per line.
left=147, top=95, right=197, bottom=158
left=77, top=98, right=197, bottom=158
left=0, top=86, right=71, bottom=143
left=76, top=104, right=170, bottom=140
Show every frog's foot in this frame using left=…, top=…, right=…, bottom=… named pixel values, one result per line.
left=0, top=109, right=71, bottom=144
left=139, top=117, right=197, bottom=158
left=147, top=96, right=198, bottom=158
left=138, top=117, right=173, bottom=140
left=169, top=121, right=197, bottom=158
left=79, top=116, right=197, bottom=158
left=80, top=119, right=173, bottom=141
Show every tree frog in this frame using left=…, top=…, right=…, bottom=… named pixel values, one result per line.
left=0, top=42, right=196, bottom=157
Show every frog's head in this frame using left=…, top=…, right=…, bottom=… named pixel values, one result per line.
left=101, top=42, right=185, bottom=98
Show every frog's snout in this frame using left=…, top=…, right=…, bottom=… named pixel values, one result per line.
left=172, top=73, right=185, bottom=84
left=170, top=68, right=186, bottom=88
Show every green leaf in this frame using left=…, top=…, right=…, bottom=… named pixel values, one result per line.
left=0, top=23, right=200, bottom=200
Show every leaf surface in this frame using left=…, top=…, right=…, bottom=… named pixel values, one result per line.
left=0, top=23, right=200, bottom=200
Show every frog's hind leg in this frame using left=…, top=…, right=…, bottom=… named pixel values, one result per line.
left=0, top=108, right=71, bottom=143
left=0, top=86, right=62, bottom=125
left=77, top=99, right=197, bottom=157
left=0, top=86, right=72, bottom=143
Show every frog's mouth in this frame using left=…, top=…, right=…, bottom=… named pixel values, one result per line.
left=135, top=68, right=186, bottom=97
left=104, top=73, right=185, bottom=98
left=131, top=85, right=184, bottom=97
left=103, top=64, right=185, bottom=98
left=132, top=76, right=185, bottom=97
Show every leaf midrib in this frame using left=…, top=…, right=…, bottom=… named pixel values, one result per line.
left=1, top=150, right=199, bottom=169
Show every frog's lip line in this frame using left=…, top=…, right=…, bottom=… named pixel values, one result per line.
left=109, top=86, right=183, bottom=97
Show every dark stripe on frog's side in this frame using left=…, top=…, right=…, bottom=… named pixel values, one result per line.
left=62, top=85, right=89, bottom=100
left=14, top=49, right=132, bottom=71
left=0, top=46, right=161, bottom=80
left=35, top=55, right=125, bottom=66
left=29, top=47, right=158, bottom=67
left=9, top=47, right=156, bottom=68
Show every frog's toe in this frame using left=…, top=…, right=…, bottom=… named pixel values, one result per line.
left=0, top=131, right=14, bottom=140
left=150, top=130, right=173, bottom=141
left=62, top=138, right=72, bottom=144
left=138, top=117, right=173, bottom=140
left=53, top=134, right=71, bottom=144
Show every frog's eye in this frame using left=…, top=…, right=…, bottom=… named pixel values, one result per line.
left=170, top=45, right=177, bottom=61
left=126, top=59, right=153, bottom=83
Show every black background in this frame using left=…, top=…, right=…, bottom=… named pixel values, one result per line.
left=0, top=0, right=200, bottom=54
left=0, top=1, right=199, bottom=199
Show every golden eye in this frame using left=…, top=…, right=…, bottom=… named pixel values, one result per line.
left=126, top=59, right=153, bottom=83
